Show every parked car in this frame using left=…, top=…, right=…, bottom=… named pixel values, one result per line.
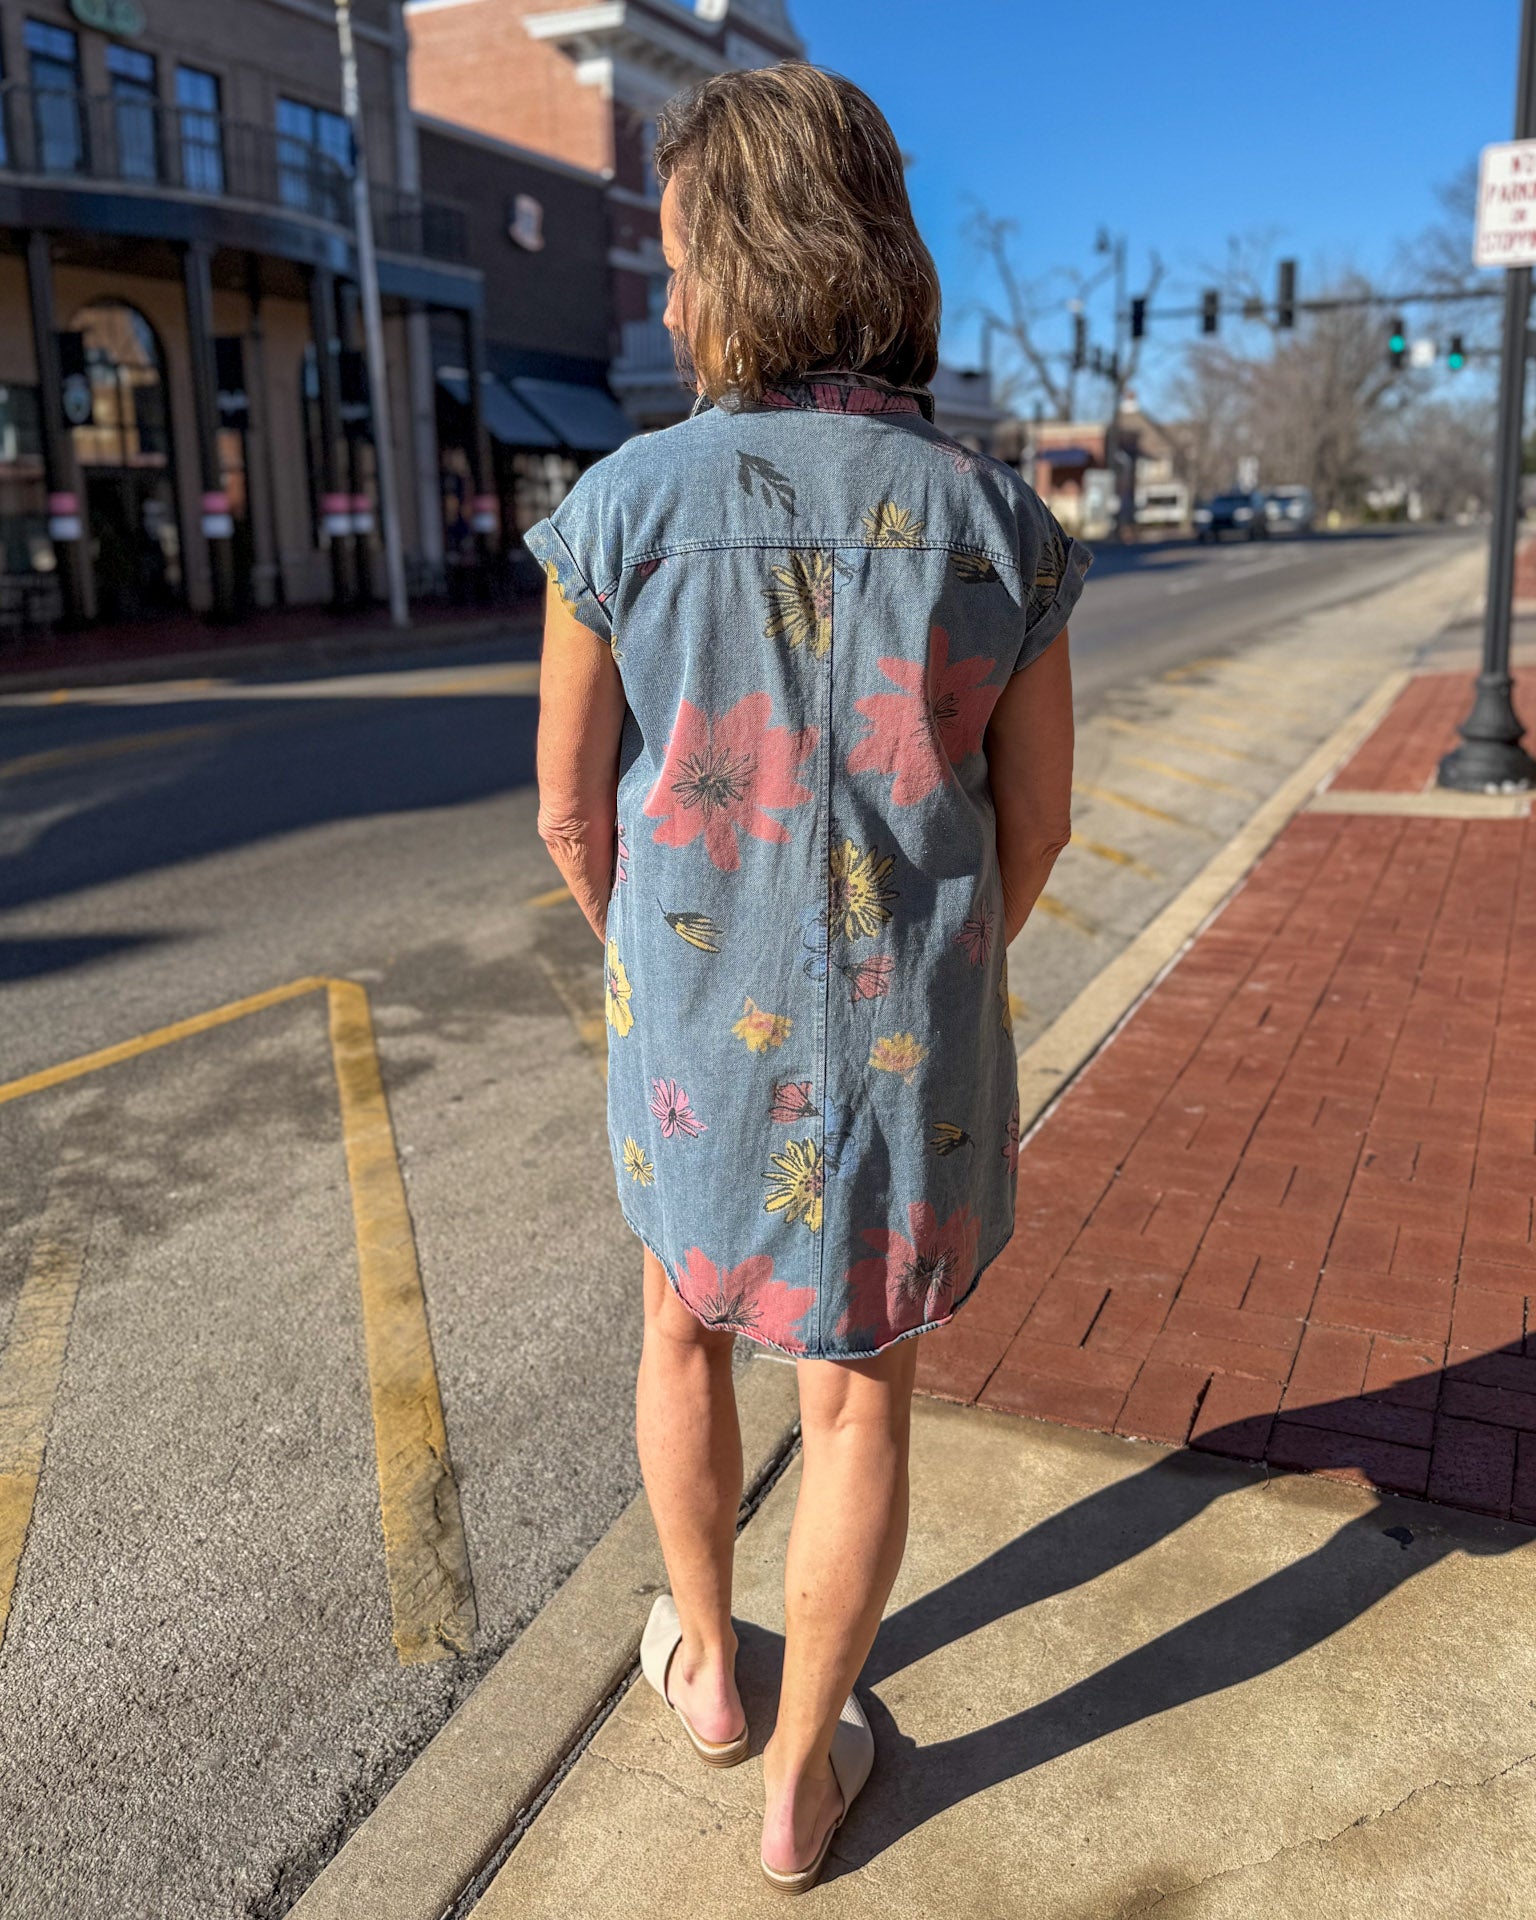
left=1134, top=481, right=1190, bottom=529
left=1193, top=491, right=1269, bottom=541
left=1263, top=485, right=1316, bottom=534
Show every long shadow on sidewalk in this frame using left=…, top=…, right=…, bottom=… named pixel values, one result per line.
left=780, top=1346, right=1532, bottom=1877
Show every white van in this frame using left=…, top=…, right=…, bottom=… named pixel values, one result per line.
left=1134, top=481, right=1190, bottom=529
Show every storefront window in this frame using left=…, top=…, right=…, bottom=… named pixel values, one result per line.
left=68, top=302, right=182, bottom=619
left=0, top=383, right=54, bottom=607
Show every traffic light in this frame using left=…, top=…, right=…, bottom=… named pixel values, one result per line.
left=1388, top=316, right=1407, bottom=370
left=1130, top=295, right=1147, bottom=341
left=1071, top=312, right=1086, bottom=372
left=1201, top=289, right=1219, bottom=335
left=1447, top=334, right=1466, bottom=371
left=1276, top=258, right=1297, bottom=329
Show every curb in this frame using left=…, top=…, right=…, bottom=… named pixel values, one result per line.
left=288, top=1355, right=801, bottom=1920
left=0, top=609, right=539, bottom=696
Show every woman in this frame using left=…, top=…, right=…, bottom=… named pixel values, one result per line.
left=527, top=63, right=1085, bottom=1893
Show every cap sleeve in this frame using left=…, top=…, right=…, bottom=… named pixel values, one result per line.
left=523, top=463, right=620, bottom=642
left=1012, top=489, right=1091, bottom=674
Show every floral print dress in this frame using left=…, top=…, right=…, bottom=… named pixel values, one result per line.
left=525, top=370, right=1090, bottom=1359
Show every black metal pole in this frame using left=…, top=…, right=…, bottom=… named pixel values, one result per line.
left=309, top=263, right=352, bottom=612
left=25, top=231, right=82, bottom=629
left=183, top=240, right=236, bottom=624
left=1439, top=0, right=1536, bottom=790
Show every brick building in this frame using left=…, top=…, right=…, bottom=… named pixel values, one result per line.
left=0, top=0, right=489, bottom=629
left=406, top=0, right=805, bottom=429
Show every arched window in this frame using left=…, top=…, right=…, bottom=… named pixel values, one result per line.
left=67, top=300, right=182, bottom=617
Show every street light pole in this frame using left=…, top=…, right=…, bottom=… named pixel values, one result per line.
left=334, top=0, right=410, bottom=630
left=1439, top=0, right=1536, bottom=790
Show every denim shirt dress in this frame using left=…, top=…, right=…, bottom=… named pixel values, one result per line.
left=525, top=371, right=1090, bottom=1360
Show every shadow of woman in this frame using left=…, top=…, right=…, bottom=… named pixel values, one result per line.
left=790, top=1342, right=1536, bottom=1876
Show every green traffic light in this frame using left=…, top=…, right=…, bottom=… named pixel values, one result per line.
left=1389, top=332, right=1405, bottom=353
left=1448, top=351, right=1465, bottom=371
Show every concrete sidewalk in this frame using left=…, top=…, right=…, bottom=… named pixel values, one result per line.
left=297, top=657, right=1536, bottom=1918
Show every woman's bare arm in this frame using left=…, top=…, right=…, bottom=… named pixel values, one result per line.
left=535, top=586, right=628, bottom=942
left=985, top=629, right=1075, bottom=945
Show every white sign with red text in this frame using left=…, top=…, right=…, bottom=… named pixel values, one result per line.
left=1475, top=140, right=1536, bottom=267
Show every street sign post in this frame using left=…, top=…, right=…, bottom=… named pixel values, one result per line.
left=1439, top=10, right=1536, bottom=790
left=1475, top=139, right=1536, bottom=268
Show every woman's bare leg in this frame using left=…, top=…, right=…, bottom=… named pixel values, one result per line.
left=761, top=1339, right=918, bottom=1873
left=635, top=1247, right=745, bottom=1743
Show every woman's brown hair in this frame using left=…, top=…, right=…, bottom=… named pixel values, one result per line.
left=653, top=63, right=941, bottom=406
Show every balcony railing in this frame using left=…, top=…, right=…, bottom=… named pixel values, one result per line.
left=611, top=318, right=685, bottom=382
left=0, top=81, right=467, bottom=264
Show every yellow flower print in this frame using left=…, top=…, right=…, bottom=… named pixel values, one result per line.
left=542, top=555, right=580, bottom=614
left=862, top=501, right=925, bottom=548
left=763, top=1138, right=824, bottom=1232
left=999, top=971, right=1016, bottom=1035
left=828, top=839, right=898, bottom=941
left=623, top=1137, right=655, bottom=1186
left=763, top=551, right=836, bottom=658
left=733, top=997, right=792, bottom=1053
left=870, top=1032, right=928, bottom=1083
left=605, top=937, right=634, bottom=1037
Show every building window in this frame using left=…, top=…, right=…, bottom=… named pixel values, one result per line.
left=106, top=44, right=158, bottom=183
left=276, top=97, right=352, bottom=224
left=639, top=116, right=660, bottom=204
left=175, top=65, right=223, bottom=194
left=25, top=19, right=84, bottom=175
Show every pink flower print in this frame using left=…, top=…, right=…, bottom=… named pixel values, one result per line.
left=674, top=1248, right=818, bottom=1352
left=769, top=1079, right=816, bottom=1122
left=649, top=1077, right=706, bottom=1139
left=846, top=625, right=1002, bottom=806
left=1003, top=1101, right=1021, bottom=1175
left=841, top=954, right=894, bottom=1003
left=838, top=1203, right=981, bottom=1342
left=614, top=821, right=629, bottom=886
left=644, top=693, right=816, bottom=872
left=954, top=905, right=993, bottom=965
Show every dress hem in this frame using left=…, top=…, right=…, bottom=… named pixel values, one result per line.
left=617, top=1200, right=1017, bottom=1362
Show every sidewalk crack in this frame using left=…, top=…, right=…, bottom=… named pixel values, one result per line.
left=1123, top=1751, right=1536, bottom=1916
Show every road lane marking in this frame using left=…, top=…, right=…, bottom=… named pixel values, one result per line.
left=525, top=883, right=574, bottom=909
left=0, top=975, right=477, bottom=1666
left=328, top=980, right=478, bottom=1664
left=1034, top=894, right=1100, bottom=937
left=0, top=976, right=330, bottom=1107
left=1096, top=716, right=1275, bottom=765
left=1159, top=656, right=1227, bottom=679
left=0, top=721, right=225, bottom=783
left=0, top=1177, right=93, bottom=1651
left=534, top=950, right=609, bottom=1078
left=1070, top=833, right=1163, bottom=880
left=1071, top=780, right=1218, bottom=838
left=1119, top=755, right=1250, bottom=796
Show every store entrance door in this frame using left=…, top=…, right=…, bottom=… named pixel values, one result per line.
left=84, top=469, right=182, bottom=622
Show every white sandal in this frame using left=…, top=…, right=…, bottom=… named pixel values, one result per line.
left=760, top=1691, right=874, bottom=1895
left=639, top=1593, right=750, bottom=1768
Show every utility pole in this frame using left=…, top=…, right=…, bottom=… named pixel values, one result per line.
left=1098, top=230, right=1129, bottom=541
left=1439, top=0, right=1536, bottom=789
left=334, top=0, right=410, bottom=629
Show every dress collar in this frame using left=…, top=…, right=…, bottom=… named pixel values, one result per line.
left=691, top=368, right=934, bottom=423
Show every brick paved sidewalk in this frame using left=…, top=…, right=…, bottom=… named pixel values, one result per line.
left=918, top=669, right=1536, bottom=1521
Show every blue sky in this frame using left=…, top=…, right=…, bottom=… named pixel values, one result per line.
left=796, top=0, right=1515, bottom=387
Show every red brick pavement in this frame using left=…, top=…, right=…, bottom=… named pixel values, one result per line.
left=918, top=673, right=1536, bottom=1521
left=1328, top=669, right=1536, bottom=794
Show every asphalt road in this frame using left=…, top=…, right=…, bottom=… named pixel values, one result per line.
left=0, top=523, right=1477, bottom=1917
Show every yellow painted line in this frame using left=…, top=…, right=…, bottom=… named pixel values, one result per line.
left=525, top=883, right=574, bottom=909
left=1177, top=711, right=1263, bottom=737
left=1072, top=780, right=1217, bottom=838
left=535, top=951, right=609, bottom=1079
left=0, top=976, right=329, bottom=1107
left=1120, top=754, right=1249, bottom=796
left=1097, top=716, right=1273, bottom=765
left=1034, top=894, right=1099, bottom=937
left=1159, top=656, right=1226, bottom=681
left=0, top=1179, right=92, bottom=1650
left=1308, top=789, right=1531, bottom=819
left=328, top=980, right=477, bottom=1664
left=1070, top=833, right=1162, bottom=880
left=0, top=974, right=477, bottom=1666
left=0, top=721, right=224, bottom=783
